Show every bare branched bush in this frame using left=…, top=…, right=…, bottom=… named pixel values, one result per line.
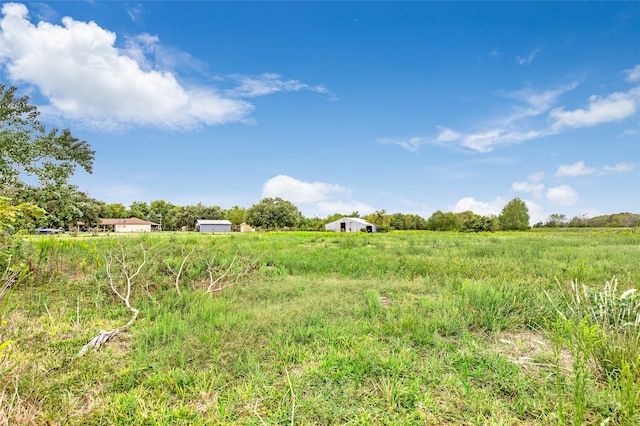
left=78, top=239, right=153, bottom=356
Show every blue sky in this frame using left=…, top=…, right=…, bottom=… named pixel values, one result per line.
left=1, top=1, right=638, bottom=223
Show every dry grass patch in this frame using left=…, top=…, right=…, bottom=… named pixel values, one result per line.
left=491, top=330, right=572, bottom=374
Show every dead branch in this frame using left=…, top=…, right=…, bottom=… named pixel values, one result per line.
left=78, top=240, right=150, bottom=356
left=204, top=254, right=258, bottom=294
left=164, top=245, right=198, bottom=296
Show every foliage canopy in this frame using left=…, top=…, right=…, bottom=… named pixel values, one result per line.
left=0, top=84, right=94, bottom=190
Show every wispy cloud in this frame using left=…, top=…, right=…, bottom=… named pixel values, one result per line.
left=528, top=172, right=545, bottom=183
left=378, top=136, right=427, bottom=153
left=384, top=64, right=640, bottom=154
left=556, top=160, right=635, bottom=176
left=625, top=64, right=640, bottom=82
left=226, top=73, right=334, bottom=99
left=516, top=48, right=542, bottom=65
left=603, top=162, right=635, bottom=173
left=556, top=161, right=597, bottom=177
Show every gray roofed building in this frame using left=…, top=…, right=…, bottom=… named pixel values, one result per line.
left=195, top=219, right=232, bottom=233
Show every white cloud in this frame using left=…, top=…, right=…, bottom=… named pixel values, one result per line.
left=549, top=89, right=639, bottom=130
left=262, top=175, right=347, bottom=204
left=546, top=185, right=579, bottom=206
left=512, top=181, right=544, bottom=197
left=555, top=161, right=597, bottom=177
left=625, top=64, right=640, bottom=82
left=260, top=175, right=378, bottom=217
left=0, top=3, right=330, bottom=129
left=524, top=200, right=546, bottom=225
left=452, top=197, right=505, bottom=216
left=516, top=48, right=541, bottom=65
left=603, top=162, right=635, bottom=173
left=622, top=128, right=639, bottom=136
left=0, top=3, right=253, bottom=128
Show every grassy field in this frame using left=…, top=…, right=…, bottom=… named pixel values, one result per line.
left=0, top=229, right=639, bottom=425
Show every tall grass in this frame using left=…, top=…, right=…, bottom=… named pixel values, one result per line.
left=0, top=229, right=637, bottom=424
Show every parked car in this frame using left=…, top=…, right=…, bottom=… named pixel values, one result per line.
left=35, top=227, right=65, bottom=234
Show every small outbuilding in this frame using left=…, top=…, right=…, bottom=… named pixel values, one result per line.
left=98, top=218, right=159, bottom=233
left=195, top=219, right=232, bottom=233
left=325, top=217, right=376, bottom=233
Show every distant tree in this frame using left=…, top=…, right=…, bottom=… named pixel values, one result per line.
left=299, top=217, right=325, bottom=231
left=454, top=211, right=475, bottom=225
left=406, top=214, right=428, bottom=230
left=245, top=198, right=301, bottom=229
left=426, top=210, right=460, bottom=231
left=499, top=198, right=530, bottom=231
left=324, top=213, right=349, bottom=224
left=462, top=214, right=497, bottom=233
left=128, top=201, right=150, bottom=220
left=364, top=210, right=391, bottom=232
left=104, top=203, right=127, bottom=218
left=149, top=200, right=174, bottom=229
left=545, top=213, right=568, bottom=227
left=389, top=213, right=406, bottom=230
left=225, top=205, right=246, bottom=225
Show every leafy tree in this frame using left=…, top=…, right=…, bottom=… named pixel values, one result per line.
left=0, top=196, right=45, bottom=234
left=225, top=205, right=246, bottom=225
left=104, top=203, right=127, bottom=218
left=128, top=201, right=150, bottom=220
left=0, top=84, right=94, bottom=191
left=426, top=210, right=460, bottom=231
left=149, top=200, right=174, bottom=230
left=462, top=214, right=498, bottom=233
left=26, top=184, right=101, bottom=229
left=299, top=217, right=325, bottom=231
left=390, top=213, right=406, bottom=230
left=499, top=197, right=530, bottom=231
left=545, top=213, right=568, bottom=227
left=364, top=210, right=391, bottom=232
left=245, top=198, right=301, bottom=229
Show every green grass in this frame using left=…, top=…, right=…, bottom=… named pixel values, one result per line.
left=0, top=229, right=638, bottom=424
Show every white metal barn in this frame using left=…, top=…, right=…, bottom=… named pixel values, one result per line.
left=195, top=219, right=232, bottom=233
left=98, top=218, right=158, bottom=233
left=325, top=217, right=376, bottom=233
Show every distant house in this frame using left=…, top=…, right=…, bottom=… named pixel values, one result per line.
left=98, top=218, right=159, bottom=233
left=325, top=217, right=376, bottom=233
left=195, top=219, right=232, bottom=233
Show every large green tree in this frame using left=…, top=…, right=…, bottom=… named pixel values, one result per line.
left=0, top=84, right=94, bottom=190
left=225, top=205, right=246, bottom=225
left=426, top=210, right=461, bottom=231
left=499, top=198, right=530, bottom=231
left=245, top=198, right=301, bottom=229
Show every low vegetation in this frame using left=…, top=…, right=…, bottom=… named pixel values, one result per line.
left=1, top=229, right=639, bottom=424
